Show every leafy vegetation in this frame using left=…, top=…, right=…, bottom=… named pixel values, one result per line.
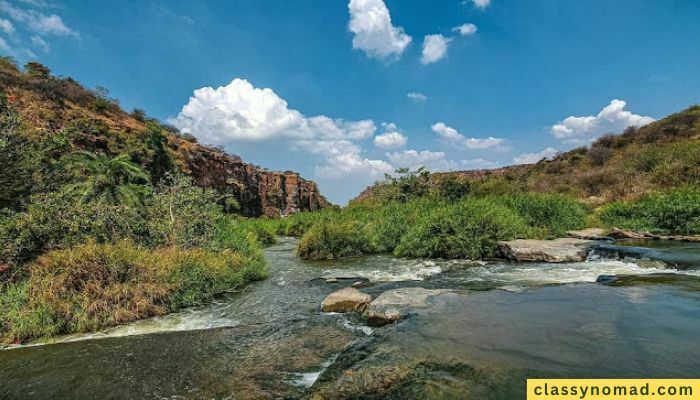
left=256, top=184, right=589, bottom=261
left=600, top=186, right=700, bottom=234
left=0, top=61, right=275, bottom=344
left=0, top=240, right=265, bottom=344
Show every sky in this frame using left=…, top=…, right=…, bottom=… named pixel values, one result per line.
left=1, top=0, right=699, bottom=204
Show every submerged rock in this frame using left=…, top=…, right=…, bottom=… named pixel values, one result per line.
left=567, top=228, right=612, bottom=240
left=365, top=288, right=451, bottom=326
left=321, top=287, right=372, bottom=313
left=498, top=238, right=593, bottom=263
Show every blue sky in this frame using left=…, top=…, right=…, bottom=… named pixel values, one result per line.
left=1, top=0, right=699, bottom=203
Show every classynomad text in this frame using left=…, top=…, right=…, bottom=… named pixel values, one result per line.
left=527, top=379, right=699, bottom=400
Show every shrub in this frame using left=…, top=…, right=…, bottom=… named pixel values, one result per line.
left=0, top=176, right=227, bottom=268
left=394, top=198, right=530, bottom=259
left=0, top=240, right=266, bottom=344
left=24, top=62, right=51, bottom=78
left=131, top=108, right=147, bottom=122
left=599, top=186, right=700, bottom=234
left=499, top=193, right=587, bottom=238
left=296, top=220, right=370, bottom=260
left=587, top=145, right=614, bottom=166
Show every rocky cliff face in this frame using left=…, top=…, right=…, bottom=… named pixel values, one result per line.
left=172, top=140, right=329, bottom=217
left=0, top=61, right=330, bottom=217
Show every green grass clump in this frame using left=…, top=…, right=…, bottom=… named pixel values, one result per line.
left=498, top=193, right=588, bottom=238
left=296, top=220, right=371, bottom=260
left=394, top=198, right=530, bottom=259
left=599, top=186, right=700, bottom=234
left=284, top=192, right=588, bottom=261
left=0, top=240, right=266, bottom=344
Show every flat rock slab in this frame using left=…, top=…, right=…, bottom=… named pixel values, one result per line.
left=365, top=287, right=451, bottom=326
left=566, top=228, right=611, bottom=240
left=610, top=228, right=700, bottom=242
left=498, top=238, right=594, bottom=263
left=321, top=287, right=372, bottom=313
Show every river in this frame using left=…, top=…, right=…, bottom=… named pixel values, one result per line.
left=1, top=238, right=699, bottom=399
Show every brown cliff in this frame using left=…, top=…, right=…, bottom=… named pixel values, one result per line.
left=0, top=60, right=329, bottom=217
left=172, top=140, right=329, bottom=217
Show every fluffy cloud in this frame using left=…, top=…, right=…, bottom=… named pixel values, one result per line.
left=387, top=150, right=497, bottom=172
left=407, top=92, right=427, bottom=102
left=453, top=23, right=477, bottom=36
left=173, top=78, right=391, bottom=180
left=421, top=34, right=451, bottom=65
left=551, top=99, right=655, bottom=144
left=386, top=149, right=452, bottom=171
left=470, top=0, right=491, bottom=9
left=513, top=147, right=558, bottom=165
left=374, top=130, right=407, bottom=149
left=348, top=0, right=412, bottom=60
left=0, top=1, right=77, bottom=37
left=431, top=122, right=505, bottom=149
left=173, top=78, right=375, bottom=143
left=0, top=17, right=13, bottom=33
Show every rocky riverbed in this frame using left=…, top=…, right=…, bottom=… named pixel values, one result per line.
left=1, top=237, right=700, bottom=399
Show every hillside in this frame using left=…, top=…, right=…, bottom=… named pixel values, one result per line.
left=0, top=59, right=329, bottom=217
left=355, top=105, right=700, bottom=205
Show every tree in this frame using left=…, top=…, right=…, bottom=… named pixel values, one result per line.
left=24, top=62, right=51, bottom=78
left=63, top=152, right=151, bottom=205
left=131, top=108, right=147, bottom=122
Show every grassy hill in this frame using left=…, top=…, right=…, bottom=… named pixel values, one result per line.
left=356, top=105, right=700, bottom=206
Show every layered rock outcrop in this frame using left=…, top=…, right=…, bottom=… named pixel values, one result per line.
left=172, top=141, right=330, bottom=217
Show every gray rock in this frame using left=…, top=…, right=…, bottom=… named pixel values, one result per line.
left=365, top=287, right=451, bottom=326
left=321, top=287, right=372, bottom=313
left=498, top=238, right=594, bottom=263
left=566, top=228, right=611, bottom=240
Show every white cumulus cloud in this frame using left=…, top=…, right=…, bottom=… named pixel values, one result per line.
left=421, top=34, right=451, bottom=65
left=513, top=147, right=558, bottom=165
left=173, top=78, right=375, bottom=143
left=407, top=92, right=427, bottom=102
left=551, top=99, right=655, bottom=144
left=387, top=149, right=498, bottom=172
left=387, top=149, right=451, bottom=170
left=374, top=131, right=407, bottom=149
left=348, top=0, right=412, bottom=60
left=431, top=122, right=505, bottom=149
left=173, top=78, right=391, bottom=180
left=453, top=23, right=477, bottom=36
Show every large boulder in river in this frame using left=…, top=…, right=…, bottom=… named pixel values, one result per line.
left=365, top=288, right=451, bottom=326
left=321, top=287, right=372, bottom=313
left=498, top=238, right=593, bottom=263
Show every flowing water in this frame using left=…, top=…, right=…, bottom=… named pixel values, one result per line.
left=1, top=238, right=700, bottom=399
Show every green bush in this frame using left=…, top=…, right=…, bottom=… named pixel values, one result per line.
left=0, top=240, right=266, bottom=344
left=394, top=198, right=530, bottom=259
left=599, top=186, right=700, bottom=234
left=296, top=220, right=371, bottom=260
left=498, top=193, right=587, bottom=238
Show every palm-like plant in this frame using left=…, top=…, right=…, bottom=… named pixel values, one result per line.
left=63, top=152, right=151, bottom=206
